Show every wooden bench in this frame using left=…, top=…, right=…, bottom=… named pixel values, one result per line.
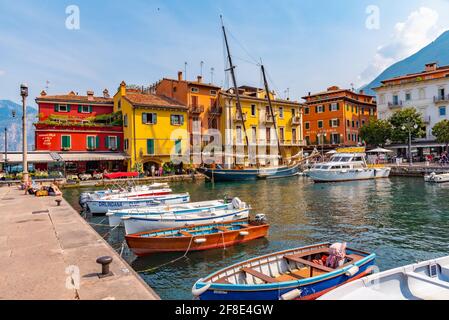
left=214, top=277, right=231, bottom=284
left=241, top=267, right=278, bottom=283
left=180, top=231, right=192, bottom=237
left=284, top=255, right=334, bottom=273
left=215, top=226, right=229, bottom=232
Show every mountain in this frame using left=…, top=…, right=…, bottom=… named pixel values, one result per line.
left=362, top=30, right=449, bottom=95
left=0, top=100, right=37, bottom=151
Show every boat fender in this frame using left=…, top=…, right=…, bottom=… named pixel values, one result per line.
left=280, top=289, right=302, bottom=300
left=239, top=231, right=249, bottom=236
left=192, top=281, right=212, bottom=297
left=194, top=238, right=207, bottom=244
left=345, top=265, right=359, bottom=277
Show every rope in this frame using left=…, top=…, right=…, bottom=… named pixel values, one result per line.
left=138, top=236, right=195, bottom=274
left=101, top=223, right=123, bottom=238
left=221, top=231, right=226, bottom=250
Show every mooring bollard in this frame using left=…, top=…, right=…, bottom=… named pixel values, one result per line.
left=96, top=256, right=113, bottom=278
left=55, top=199, right=62, bottom=206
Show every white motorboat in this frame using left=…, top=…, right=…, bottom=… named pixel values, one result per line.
left=424, top=172, right=449, bottom=184
left=319, top=255, right=449, bottom=300
left=306, top=147, right=391, bottom=183
left=86, top=193, right=190, bottom=215
left=106, top=198, right=239, bottom=227
left=122, top=199, right=250, bottom=234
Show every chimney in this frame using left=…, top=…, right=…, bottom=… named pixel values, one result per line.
left=197, top=75, right=202, bottom=83
left=120, top=81, right=127, bottom=96
left=425, top=62, right=438, bottom=72
left=103, top=89, right=110, bottom=98
left=359, top=89, right=365, bottom=95
left=178, top=71, right=183, bottom=81
left=40, top=90, right=47, bottom=96
left=87, top=90, right=94, bottom=101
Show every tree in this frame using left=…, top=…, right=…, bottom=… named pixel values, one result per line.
left=432, top=120, right=449, bottom=152
left=389, top=108, right=425, bottom=143
left=359, top=118, right=392, bottom=147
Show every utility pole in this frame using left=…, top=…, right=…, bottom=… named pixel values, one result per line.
left=4, top=128, right=7, bottom=173
left=20, top=84, right=29, bottom=182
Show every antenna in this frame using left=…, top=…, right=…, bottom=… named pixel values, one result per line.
left=184, top=62, right=188, bottom=81
left=284, top=88, right=290, bottom=100
left=45, top=80, right=50, bottom=91
left=200, top=61, right=204, bottom=77
left=210, top=67, right=215, bottom=84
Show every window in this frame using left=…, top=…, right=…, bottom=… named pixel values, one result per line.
left=117, top=100, right=122, bottom=110
left=86, top=136, right=98, bottom=150
left=171, top=114, right=184, bottom=126
left=346, top=120, right=350, bottom=127
left=251, top=104, right=256, bottom=116
left=123, top=114, right=128, bottom=127
left=330, top=103, right=339, bottom=111
left=279, top=127, right=285, bottom=141
left=439, top=106, right=447, bottom=117
left=79, top=105, right=92, bottom=113
left=147, top=139, right=155, bottom=155
left=55, top=104, right=70, bottom=112
left=191, top=87, right=199, bottom=93
left=61, top=135, right=71, bottom=149
left=419, top=88, right=426, bottom=100
left=279, top=107, right=284, bottom=118
left=379, top=94, right=385, bottom=104
left=210, top=90, right=217, bottom=96
left=316, top=105, right=324, bottom=113
left=305, top=122, right=310, bottom=130
left=439, top=88, right=446, bottom=100
left=330, top=119, right=339, bottom=128
left=304, top=107, right=310, bottom=115
left=291, top=108, right=296, bottom=117
left=292, top=128, right=297, bottom=142
left=318, top=120, right=323, bottom=129
left=356, top=121, right=359, bottom=128
left=106, top=136, right=118, bottom=150
left=305, top=136, right=310, bottom=145
left=236, top=126, right=242, bottom=144
left=362, top=120, right=366, bottom=126
left=251, top=126, right=257, bottom=143
left=175, top=139, right=182, bottom=155
left=142, top=113, right=157, bottom=124
left=352, top=121, right=355, bottom=128
left=405, top=92, right=412, bottom=101
left=210, top=98, right=216, bottom=108
left=393, top=95, right=399, bottom=105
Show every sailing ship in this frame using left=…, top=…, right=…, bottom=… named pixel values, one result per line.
left=199, top=17, right=302, bottom=182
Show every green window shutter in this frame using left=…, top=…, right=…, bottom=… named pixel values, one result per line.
left=147, top=139, right=155, bottom=155
left=87, top=137, right=92, bottom=149
left=153, top=113, right=157, bottom=124
left=67, top=105, right=71, bottom=112
left=96, top=136, right=100, bottom=149
left=105, top=137, right=109, bottom=149
left=336, top=103, right=340, bottom=110
left=62, top=136, right=70, bottom=148
left=54, top=104, right=59, bottom=112
left=116, top=137, right=121, bottom=150
left=175, top=140, right=182, bottom=154
left=142, top=113, right=147, bottom=124
left=180, top=115, right=184, bottom=125
left=89, top=106, right=93, bottom=113
left=78, top=105, right=82, bottom=113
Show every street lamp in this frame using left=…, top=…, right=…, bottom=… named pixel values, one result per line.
left=20, top=83, right=29, bottom=182
left=401, top=123, right=418, bottom=166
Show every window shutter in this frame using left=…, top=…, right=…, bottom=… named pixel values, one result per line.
left=78, top=105, right=82, bottom=113
left=147, top=139, right=154, bottom=155
left=116, top=137, right=120, bottom=150
left=329, top=105, right=332, bottom=112
left=142, top=113, right=147, bottom=124
left=315, top=106, right=318, bottom=113
left=336, top=103, right=340, bottom=110
left=105, top=137, right=109, bottom=149
left=329, top=120, right=332, bottom=127
left=96, top=136, right=100, bottom=149
left=67, top=105, right=71, bottom=112
left=180, top=115, right=184, bottom=125
left=153, top=113, right=157, bottom=124
left=89, top=106, right=93, bottom=113
left=54, top=104, right=59, bottom=112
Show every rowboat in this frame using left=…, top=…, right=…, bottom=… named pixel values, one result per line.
left=86, top=193, right=190, bottom=215
left=125, top=217, right=269, bottom=256
left=122, top=207, right=250, bottom=235
left=192, top=243, right=376, bottom=300
left=106, top=198, right=241, bottom=227
left=79, top=183, right=171, bottom=207
left=319, top=255, right=449, bottom=300
left=424, top=172, right=449, bottom=183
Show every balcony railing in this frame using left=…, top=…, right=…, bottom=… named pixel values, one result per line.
left=388, top=100, right=403, bottom=109
left=208, top=107, right=223, bottom=116
left=291, top=116, right=301, bottom=125
left=189, top=105, right=205, bottom=115
left=434, top=95, right=449, bottom=103
left=264, top=114, right=275, bottom=124
left=233, top=112, right=247, bottom=122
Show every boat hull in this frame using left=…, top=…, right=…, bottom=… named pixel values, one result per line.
left=86, top=194, right=190, bottom=215
left=200, top=164, right=300, bottom=182
left=307, top=167, right=391, bottom=183
left=123, top=209, right=250, bottom=234
left=125, top=222, right=269, bottom=256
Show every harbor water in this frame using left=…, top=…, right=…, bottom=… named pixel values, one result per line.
left=63, top=176, right=449, bottom=300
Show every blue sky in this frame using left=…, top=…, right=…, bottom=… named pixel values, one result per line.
left=1, top=0, right=449, bottom=106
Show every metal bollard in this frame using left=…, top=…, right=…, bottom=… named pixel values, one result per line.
left=96, top=256, right=113, bottom=278
left=55, top=199, right=62, bottom=206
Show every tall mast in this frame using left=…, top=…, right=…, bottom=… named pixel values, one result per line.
left=220, top=15, right=249, bottom=150
left=261, top=64, right=283, bottom=162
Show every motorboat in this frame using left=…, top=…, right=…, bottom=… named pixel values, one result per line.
left=424, top=172, right=449, bottom=184
left=306, top=147, right=391, bottom=183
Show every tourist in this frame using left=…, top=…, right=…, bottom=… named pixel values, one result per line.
left=159, top=166, right=163, bottom=177
left=151, top=164, right=156, bottom=177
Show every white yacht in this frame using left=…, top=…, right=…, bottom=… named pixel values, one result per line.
left=306, top=148, right=391, bottom=183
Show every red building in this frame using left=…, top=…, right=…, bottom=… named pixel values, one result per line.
left=34, top=90, right=127, bottom=174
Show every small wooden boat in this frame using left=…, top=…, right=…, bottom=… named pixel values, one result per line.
left=125, top=217, right=269, bottom=256
left=319, top=255, right=449, bottom=300
left=122, top=207, right=250, bottom=235
left=106, top=198, right=242, bottom=227
left=86, top=193, right=190, bottom=215
left=424, top=172, right=449, bottom=184
left=192, top=243, right=376, bottom=300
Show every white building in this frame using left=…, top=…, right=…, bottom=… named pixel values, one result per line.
left=374, top=62, right=449, bottom=157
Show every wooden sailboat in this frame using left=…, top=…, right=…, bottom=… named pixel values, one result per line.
left=199, top=17, right=301, bottom=182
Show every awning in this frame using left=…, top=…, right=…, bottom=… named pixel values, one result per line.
left=0, top=152, right=56, bottom=163
left=59, top=152, right=129, bottom=162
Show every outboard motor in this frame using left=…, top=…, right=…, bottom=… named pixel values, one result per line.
left=232, top=197, right=247, bottom=209
left=254, top=214, right=268, bottom=224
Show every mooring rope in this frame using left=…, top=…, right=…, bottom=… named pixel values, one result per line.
left=138, top=236, right=195, bottom=274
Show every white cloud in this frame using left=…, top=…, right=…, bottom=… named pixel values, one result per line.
left=0, top=69, right=5, bottom=76
left=358, top=7, right=444, bottom=87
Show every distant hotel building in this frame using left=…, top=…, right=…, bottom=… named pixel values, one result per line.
left=302, top=86, right=376, bottom=151
left=374, top=62, right=449, bottom=156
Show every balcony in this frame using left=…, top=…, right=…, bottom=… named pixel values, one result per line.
left=208, top=107, right=223, bottom=116
left=233, top=112, right=247, bottom=122
left=291, top=116, right=301, bottom=125
left=434, top=95, right=449, bottom=103
left=264, top=114, right=275, bottom=124
left=281, top=140, right=307, bottom=147
left=189, top=105, right=205, bottom=115
left=388, top=100, right=403, bottom=109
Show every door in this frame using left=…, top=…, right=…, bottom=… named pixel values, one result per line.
left=266, top=128, right=271, bottom=144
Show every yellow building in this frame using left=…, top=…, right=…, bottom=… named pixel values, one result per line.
left=219, top=86, right=305, bottom=167
left=113, top=81, right=189, bottom=171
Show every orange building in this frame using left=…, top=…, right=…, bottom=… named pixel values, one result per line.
left=302, top=86, right=376, bottom=150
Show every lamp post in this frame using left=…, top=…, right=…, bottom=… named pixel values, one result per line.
left=3, top=128, right=7, bottom=173
left=20, top=83, right=29, bottom=182
left=401, top=122, right=418, bottom=166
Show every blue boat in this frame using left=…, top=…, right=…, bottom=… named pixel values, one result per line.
left=199, top=163, right=301, bottom=182
left=192, top=242, right=376, bottom=300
